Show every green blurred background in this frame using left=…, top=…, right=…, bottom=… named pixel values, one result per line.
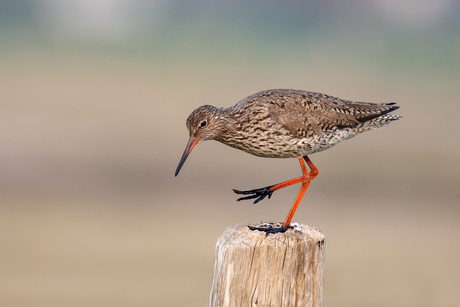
left=1, top=1, right=459, bottom=306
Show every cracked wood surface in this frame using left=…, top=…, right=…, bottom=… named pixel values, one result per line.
left=209, top=223, right=325, bottom=307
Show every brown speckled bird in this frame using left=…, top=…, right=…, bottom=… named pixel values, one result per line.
left=175, top=89, right=401, bottom=233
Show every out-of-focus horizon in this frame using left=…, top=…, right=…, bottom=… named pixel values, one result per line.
left=1, top=1, right=459, bottom=306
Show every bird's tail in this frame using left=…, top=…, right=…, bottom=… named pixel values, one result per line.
left=356, top=112, right=402, bottom=133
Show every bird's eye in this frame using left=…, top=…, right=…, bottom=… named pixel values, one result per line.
left=200, top=120, right=207, bottom=127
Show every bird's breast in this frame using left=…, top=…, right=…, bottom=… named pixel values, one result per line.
left=218, top=124, right=357, bottom=158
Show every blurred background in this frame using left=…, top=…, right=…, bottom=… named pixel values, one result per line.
left=1, top=1, right=459, bottom=306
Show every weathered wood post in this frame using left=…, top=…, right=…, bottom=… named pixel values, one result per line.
left=209, top=222, right=325, bottom=307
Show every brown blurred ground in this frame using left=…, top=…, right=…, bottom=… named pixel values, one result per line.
left=1, top=2, right=460, bottom=307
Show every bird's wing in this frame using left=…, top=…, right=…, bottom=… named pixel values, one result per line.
left=263, top=89, right=398, bottom=138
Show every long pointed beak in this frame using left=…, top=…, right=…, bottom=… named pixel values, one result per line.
left=175, top=137, right=198, bottom=176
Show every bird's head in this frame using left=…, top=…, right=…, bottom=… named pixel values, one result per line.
left=175, top=105, right=222, bottom=176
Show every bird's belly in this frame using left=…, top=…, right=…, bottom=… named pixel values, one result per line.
left=293, top=129, right=357, bottom=156
left=222, top=128, right=357, bottom=158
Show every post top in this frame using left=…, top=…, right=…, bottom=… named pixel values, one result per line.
left=217, top=222, right=325, bottom=248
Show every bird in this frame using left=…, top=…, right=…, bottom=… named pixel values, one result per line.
left=175, top=89, right=401, bottom=233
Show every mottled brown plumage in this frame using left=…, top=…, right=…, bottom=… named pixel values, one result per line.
left=175, top=89, right=401, bottom=233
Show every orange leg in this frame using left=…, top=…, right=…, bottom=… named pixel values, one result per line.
left=281, top=156, right=316, bottom=229
left=233, top=155, right=318, bottom=232
left=268, top=156, right=318, bottom=193
left=304, top=155, right=319, bottom=179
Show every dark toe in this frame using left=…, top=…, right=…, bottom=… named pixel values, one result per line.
left=232, top=186, right=274, bottom=204
left=248, top=225, right=287, bottom=234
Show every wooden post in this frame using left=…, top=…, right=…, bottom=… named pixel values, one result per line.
left=209, top=222, right=325, bottom=307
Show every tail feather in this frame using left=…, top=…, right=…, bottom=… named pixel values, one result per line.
left=357, top=112, right=401, bottom=132
left=356, top=104, right=400, bottom=123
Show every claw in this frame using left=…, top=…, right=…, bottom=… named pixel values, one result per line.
left=248, top=223, right=292, bottom=235
left=248, top=225, right=286, bottom=234
left=233, top=186, right=274, bottom=204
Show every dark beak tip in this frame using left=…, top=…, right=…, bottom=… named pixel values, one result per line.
left=175, top=136, right=198, bottom=178
left=174, top=164, right=182, bottom=177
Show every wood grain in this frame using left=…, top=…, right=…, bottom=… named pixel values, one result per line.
left=209, top=223, right=325, bottom=307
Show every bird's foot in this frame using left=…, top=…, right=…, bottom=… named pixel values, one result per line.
left=248, top=222, right=291, bottom=235
left=233, top=185, right=274, bottom=204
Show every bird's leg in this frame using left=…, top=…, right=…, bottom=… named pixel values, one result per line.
left=232, top=177, right=302, bottom=204
left=233, top=156, right=318, bottom=204
left=242, top=156, right=318, bottom=233
left=281, top=156, right=316, bottom=230
left=303, top=155, right=318, bottom=179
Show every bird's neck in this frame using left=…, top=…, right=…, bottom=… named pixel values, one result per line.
left=213, top=107, right=246, bottom=146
